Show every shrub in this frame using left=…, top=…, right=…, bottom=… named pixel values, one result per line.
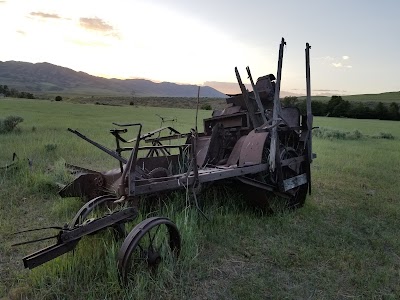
left=313, top=127, right=364, bottom=140
left=372, top=132, right=395, bottom=140
left=0, top=115, right=24, bottom=133
left=55, top=95, right=63, bottom=101
left=201, top=104, right=212, bottom=110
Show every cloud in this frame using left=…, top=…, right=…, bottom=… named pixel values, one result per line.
left=0, top=1, right=6, bottom=3
left=80, top=17, right=112, bottom=31
left=342, top=55, right=350, bottom=60
left=16, top=30, right=26, bottom=35
left=332, top=62, right=342, bottom=68
left=79, top=17, right=120, bottom=38
left=29, top=12, right=61, bottom=19
left=314, top=89, right=347, bottom=92
left=317, top=56, right=335, bottom=61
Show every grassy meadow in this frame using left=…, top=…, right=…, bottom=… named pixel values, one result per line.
left=1, top=98, right=400, bottom=299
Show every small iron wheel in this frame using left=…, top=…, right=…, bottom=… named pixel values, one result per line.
left=69, top=195, right=127, bottom=238
left=117, top=217, right=181, bottom=283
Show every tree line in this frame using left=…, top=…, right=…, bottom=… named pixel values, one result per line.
left=0, top=85, right=35, bottom=99
left=282, top=96, right=400, bottom=121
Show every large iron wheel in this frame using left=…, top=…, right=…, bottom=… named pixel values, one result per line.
left=117, top=217, right=181, bottom=283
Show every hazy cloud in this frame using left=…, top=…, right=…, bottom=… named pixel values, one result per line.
left=314, top=89, right=347, bottom=92
left=16, top=30, right=26, bottom=35
left=317, top=56, right=335, bottom=61
left=80, top=17, right=112, bottom=31
left=0, top=1, right=6, bottom=3
left=70, top=39, right=109, bottom=47
left=30, top=12, right=61, bottom=19
left=332, top=62, right=352, bottom=68
left=342, top=55, right=350, bottom=60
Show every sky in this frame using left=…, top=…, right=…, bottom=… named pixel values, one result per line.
left=1, top=0, right=399, bottom=96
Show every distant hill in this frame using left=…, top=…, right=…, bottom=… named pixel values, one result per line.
left=0, top=61, right=226, bottom=98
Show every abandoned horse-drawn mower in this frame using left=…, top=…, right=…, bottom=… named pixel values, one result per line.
left=16, top=39, right=315, bottom=282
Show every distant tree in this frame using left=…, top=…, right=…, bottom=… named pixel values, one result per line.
left=281, top=96, right=299, bottom=107
left=374, top=102, right=388, bottom=120
left=331, top=100, right=351, bottom=117
left=326, top=95, right=343, bottom=115
left=55, top=95, right=63, bottom=101
left=130, top=90, right=136, bottom=106
left=388, top=102, right=400, bottom=120
left=2, top=85, right=10, bottom=97
left=311, top=100, right=327, bottom=116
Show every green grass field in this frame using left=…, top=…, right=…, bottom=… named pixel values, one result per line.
left=1, top=98, right=400, bottom=299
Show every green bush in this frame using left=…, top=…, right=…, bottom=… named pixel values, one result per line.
left=200, top=104, right=212, bottom=110
left=372, top=132, right=395, bottom=140
left=0, top=115, right=24, bottom=133
left=313, top=127, right=364, bottom=140
left=55, top=95, right=63, bottom=101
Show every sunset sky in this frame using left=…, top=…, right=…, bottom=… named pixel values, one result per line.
left=1, top=0, right=399, bottom=95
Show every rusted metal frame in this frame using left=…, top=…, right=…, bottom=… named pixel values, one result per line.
left=269, top=38, right=285, bottom=172
left=236, top=176, right=291, bottom=199
left=23, top=240, right=79, bottom=269
left=22, top=207, right=137, bottom=269
left=235, top=67, right=261, bottom=128
left=283, top=173, right=307, bottom=192
left=133, top=163, right=269, bottom=196
left=246, top=66, right=268, bottom=124
left=67, top=128, right=127, bottom=164
left=0, top=152, right=18, bottom=170
left=111, top=131, right=125, bottom=172
left=61, top=207, right=137, bottom=241
left=109, top=123, right=143, bottom=197
left=126, top=126, right=181, bottom=143
left=280, top=155, right=306, bottom=167
left=145, top=133, right=190, bottom=143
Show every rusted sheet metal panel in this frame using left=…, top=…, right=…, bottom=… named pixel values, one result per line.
left=203, top=112, right=249, bottom=134
left=226, top=135, right=246, bottom=166
left=280, top=107, right=300, bottom=128
left=136, top=155, right=179, bottom=172
left=195, top=136, right=211, bottom=167
left=238, top=130, right=269, bottom=166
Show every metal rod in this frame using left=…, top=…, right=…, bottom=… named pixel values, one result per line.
left=305, top=42, right=313, bottom=161
left=246, top=66, right=267, bottom=124
left=196, top=86, right=200, bottom=132
left=67, top=128, right=127, bottom=164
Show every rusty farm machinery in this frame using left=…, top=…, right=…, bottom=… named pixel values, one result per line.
left=15, top=38, right=315, bottom=282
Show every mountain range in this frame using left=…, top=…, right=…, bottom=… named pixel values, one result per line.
left=0, top=61, right=227, bottom=98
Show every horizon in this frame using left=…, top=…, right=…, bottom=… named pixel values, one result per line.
left=2, top=59, right=399, bottom=98
left=1, top=0, right=400, bottom=96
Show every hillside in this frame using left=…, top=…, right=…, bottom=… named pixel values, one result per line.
left=0, top=61, right=226, bottom=98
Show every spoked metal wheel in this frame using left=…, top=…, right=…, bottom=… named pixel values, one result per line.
left=117, top=217, right=181, bottom=283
